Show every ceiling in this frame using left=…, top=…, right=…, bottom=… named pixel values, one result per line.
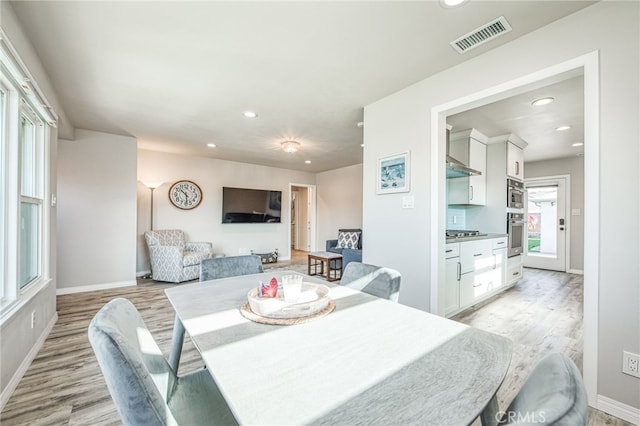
left=447, top=73, right=584, bottom=163
left=9, top=1, right=595, bottom=172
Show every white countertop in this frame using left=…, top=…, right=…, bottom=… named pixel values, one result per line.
left=446, top=233, right=508, bottom=243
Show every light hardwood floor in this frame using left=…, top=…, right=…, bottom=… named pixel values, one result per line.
left=0, top=267, right=631, bottom=425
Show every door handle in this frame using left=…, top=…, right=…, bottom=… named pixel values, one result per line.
left=456, top=262, right=461, bottom=281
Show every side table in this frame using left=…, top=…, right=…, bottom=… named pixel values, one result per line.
left=307, top=251, right=343, bottom=282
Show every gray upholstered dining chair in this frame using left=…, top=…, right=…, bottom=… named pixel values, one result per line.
left=341, top=262, right=401, bottom=302
left=497, top=352, right=588, bottom=425
left=200, top=255, right=264, bottom=281
left=88, top=298, right=237, bottom=426
left=167, top=255, right=265, bottom=373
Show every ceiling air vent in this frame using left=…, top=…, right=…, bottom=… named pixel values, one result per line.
left=450, top=16, right=512, bottom=54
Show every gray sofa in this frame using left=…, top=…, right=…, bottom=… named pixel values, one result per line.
left=326, top=228, right=362, bottom=271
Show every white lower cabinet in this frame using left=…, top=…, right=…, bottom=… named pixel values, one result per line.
left=444, top=243, right=460, bottom=316
left=445, top=237, right=509, bottom=318
left=507, top=254, right=523, bottom=284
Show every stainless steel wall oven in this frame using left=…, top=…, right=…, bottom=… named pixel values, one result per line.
left=507, top=178, right=525, bottom=209
left=507, top=212, right=525, bottom=257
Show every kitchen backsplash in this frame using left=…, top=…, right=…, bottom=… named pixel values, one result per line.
left=447, top=206, right=466, bottom=230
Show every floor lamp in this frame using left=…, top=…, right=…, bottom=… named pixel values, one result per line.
left=142, top=181, right=163, bottom=230
left=142, top=181, right=163, bottom=279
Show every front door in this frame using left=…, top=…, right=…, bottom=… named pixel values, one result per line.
left=524, top=177, right=567, bottom=271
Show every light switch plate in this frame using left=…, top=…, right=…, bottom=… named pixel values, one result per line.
left=402, top=196, right=415, bottom=209
left=571, top=208, right=581, bottom=216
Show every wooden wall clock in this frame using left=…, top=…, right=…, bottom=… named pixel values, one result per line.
left=169, top=180, right=203, bottom=210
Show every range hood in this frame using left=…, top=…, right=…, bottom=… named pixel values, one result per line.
left=446, top=128, right=482, bottom=178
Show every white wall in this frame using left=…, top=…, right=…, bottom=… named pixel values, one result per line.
left=316, top=164, right=363, bottom=248
left=525, top=156, right=584, bottom=272
left=137, top=150, right=316, bottom=272
left=57, top=130, right=138, bottom=290
left=364, top=1, right=638, bottom=411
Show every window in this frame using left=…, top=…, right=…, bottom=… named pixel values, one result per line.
left=0, top=36, right=55, bottom=312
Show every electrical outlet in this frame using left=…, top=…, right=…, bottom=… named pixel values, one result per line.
left=30, top=311, right=36, bottom=329
left=622, top=351, right=640, bottom=378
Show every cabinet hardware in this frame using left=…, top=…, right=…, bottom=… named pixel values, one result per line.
left=515, top=161, right=520, bottom=175
left=446, top=249, right=453, bottom=253
left=496, top=241, right=504, bottom=245
left=469, top=185, right=474, bottom=200
left=456, top=262, right=461, bottom=281
left=473, top=253, right=483, bottom=257
left=512, top=271, right=520, bottom=276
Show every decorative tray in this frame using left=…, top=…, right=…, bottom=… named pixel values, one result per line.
left=244, top=283, right=332, bottom=320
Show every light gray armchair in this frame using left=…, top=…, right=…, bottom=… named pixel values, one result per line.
left=88, top=298, right=237, bottom=426
left=144, top=229, right=212, bottom=283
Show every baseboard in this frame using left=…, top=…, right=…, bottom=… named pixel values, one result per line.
left=56, top=280, right=137, bottom=295
left=568, top=268, right=584, bottom=275
left=597, top=394, right=640, bottom=425
left=0, top=312, right=58, bottom=411
left=136, top=270, right=150, bottom=278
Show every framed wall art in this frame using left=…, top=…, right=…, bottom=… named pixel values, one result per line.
left=377, top=151, right=410, bottom=194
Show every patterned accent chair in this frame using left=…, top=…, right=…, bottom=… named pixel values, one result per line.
left=144, top=229, right=212, bottom=283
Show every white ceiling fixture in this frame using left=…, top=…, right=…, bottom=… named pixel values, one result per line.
left=207, top=143, right=216, bottom=148
left=440, top=0, right=469, bottom=9
left=572, top=142, right=584, bottom=147
left=556, top=125, right=571, bottom=131
left=531, top=97, right=555, bottom=106
left=305, top=160, right=311, bottom=164
left=243, top=111, right=258, bottom=118
left=450, top=16, right=512, bottom=54
left=281, top=140, right=300, bottom=153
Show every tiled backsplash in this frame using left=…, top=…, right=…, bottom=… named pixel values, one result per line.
left=447, top=207, right=466, bottom=230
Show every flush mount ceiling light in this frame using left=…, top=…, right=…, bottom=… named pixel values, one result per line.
left=207, top=143, right=217, bottom=148
left=572, top=142, right=584, bottom=147
left=281, top=140, right=300, bottom=153
left=305, top=160, right=311, bottom=164
left=556, top=125, right=572, bottom=131
left=243, top=111, right=258, bottom=118
left=531, top=97, right=555, bottom=107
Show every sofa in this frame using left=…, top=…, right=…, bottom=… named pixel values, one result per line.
left=325, top=228, right=362, bottom=271
left=144, top=229, right=212, bottom=283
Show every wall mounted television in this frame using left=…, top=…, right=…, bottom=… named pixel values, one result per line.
left=222, top=187, right=282, bottom=224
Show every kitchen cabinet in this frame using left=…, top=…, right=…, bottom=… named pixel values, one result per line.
left=444, top=243, right=460, bottom=316
left=506, top=141, right=524, bottom=180
left=446, top=237, right=509, bottom=317
left=507, top=254, right=523, bottom=285
left=448, top=129, right=487, bottom=206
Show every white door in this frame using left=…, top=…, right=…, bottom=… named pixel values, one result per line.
left=524, top=177, right=568, bottom=271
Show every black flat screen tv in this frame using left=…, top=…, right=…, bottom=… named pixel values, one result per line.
left=222, top=187, right=282, bottom=224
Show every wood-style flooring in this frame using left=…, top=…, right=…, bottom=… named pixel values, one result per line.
left=0, top=267, right=631, bottom=425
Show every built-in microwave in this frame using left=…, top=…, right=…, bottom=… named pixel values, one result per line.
left=507, top=178, right=525, bottom=209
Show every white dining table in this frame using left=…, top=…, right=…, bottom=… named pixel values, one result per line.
left=165, top=271, right=512, bottom=426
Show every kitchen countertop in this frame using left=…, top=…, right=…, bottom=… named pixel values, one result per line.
left=446, top=233, right=508, bottom=243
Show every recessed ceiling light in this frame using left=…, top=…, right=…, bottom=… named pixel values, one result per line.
left=360, top=143, right=365, bottom=148
left=207, top=143, right=217, bottom=148
left=572, top=142, right=584, bottom=147
left=531, top=97, right=555, bottom=107
left=305, top=160, right=311, bottom=164
left=440, top=0, right=468, bottom=8
left=243, top=111, right=258, bottom=118
left=556, top=125, right=572, bottom=131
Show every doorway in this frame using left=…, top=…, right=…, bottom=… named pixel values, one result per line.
left=289, top=184, right=317, bottom=259
left=430, top=51, right=599, bottom=404
left=524, top=176, right=569, bottom=272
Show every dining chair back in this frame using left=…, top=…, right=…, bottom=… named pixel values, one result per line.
left=341, top=262, right=401, bottom=302
left=501, top=352, right=587, bottom=425
left=200, top=255, right=264, bottom=281
left=88, top=298, right=236, bottom=426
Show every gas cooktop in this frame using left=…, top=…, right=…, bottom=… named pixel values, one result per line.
left=446, top=230, right=486, bottom=238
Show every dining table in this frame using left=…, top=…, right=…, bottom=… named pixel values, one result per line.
left=165, top=270, right=512, bottom=426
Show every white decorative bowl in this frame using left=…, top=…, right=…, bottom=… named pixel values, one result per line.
left=247, top=283, right=330, bottom=319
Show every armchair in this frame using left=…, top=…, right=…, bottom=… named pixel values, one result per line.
left=144, top=229, right=212, bottom=283
left=326, top=228, right=362, bottom=271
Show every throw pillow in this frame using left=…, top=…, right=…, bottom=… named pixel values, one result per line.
left=336, top=231, right=360, bottom=249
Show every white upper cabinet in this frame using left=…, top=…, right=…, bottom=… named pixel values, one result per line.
left=448, top=129, right=488, bottom=205
left=506, top=141, right=525, bottom=180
